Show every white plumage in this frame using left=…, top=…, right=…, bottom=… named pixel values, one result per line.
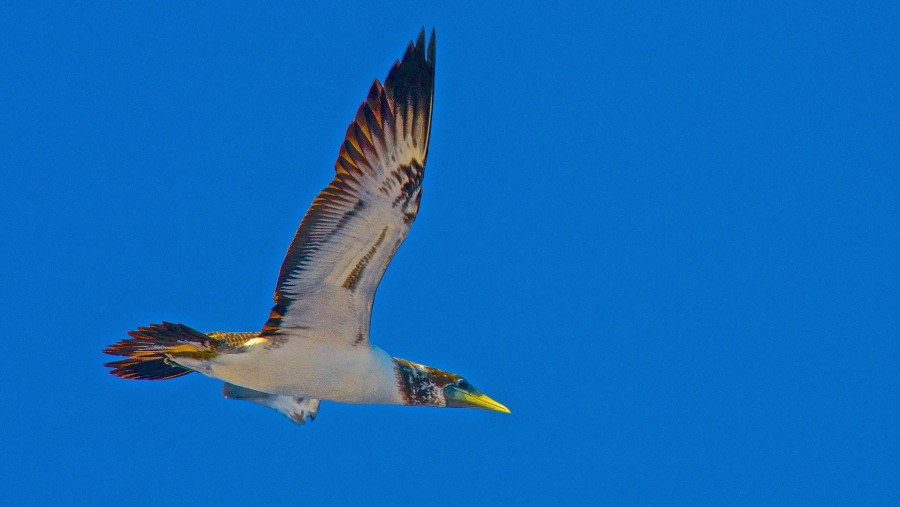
left=104, top=30, right=509, bottom=425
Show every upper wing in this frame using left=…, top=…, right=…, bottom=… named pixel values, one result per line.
left=261, top=29, right=435, bottom=346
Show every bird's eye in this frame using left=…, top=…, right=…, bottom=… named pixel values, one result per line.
left=456, top=379, right=468, bottom=388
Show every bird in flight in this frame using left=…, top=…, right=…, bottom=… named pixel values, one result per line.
left=103, top=29, right=509, bottom=425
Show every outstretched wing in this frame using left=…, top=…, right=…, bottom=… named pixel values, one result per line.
left=261, top=30, right=435, bottom=346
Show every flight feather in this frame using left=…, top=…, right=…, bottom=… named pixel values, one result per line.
left=262, top=29, right=436, bottom=346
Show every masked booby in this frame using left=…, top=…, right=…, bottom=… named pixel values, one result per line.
left=103, top=29, right=510, bottom=425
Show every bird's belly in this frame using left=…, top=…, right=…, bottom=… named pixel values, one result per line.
left=207, top=339, right=402, bottom=405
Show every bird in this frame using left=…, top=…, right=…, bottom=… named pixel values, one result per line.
left=103, top=29, right=509, bottom=425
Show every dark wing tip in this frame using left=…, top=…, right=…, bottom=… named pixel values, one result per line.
left=428, top=28, right=436, bottom=65
left=384, top=28, right=436, bottom=98
left=413, top=27, right=435, bottom=61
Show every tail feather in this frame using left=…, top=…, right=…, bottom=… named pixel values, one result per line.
left=103, top=322, right=216, bottom=380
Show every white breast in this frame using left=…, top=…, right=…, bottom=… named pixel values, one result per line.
left=206, top=339, right=404, bottom=405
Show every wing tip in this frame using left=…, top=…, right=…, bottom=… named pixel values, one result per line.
left=413, top=27, right=435, bottom=66
left=416, top=27, right=436, bottom=67
left=397, top=27, right=436, bottom=72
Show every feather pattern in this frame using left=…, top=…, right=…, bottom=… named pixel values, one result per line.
left=261, top=29, right=435, bottom=346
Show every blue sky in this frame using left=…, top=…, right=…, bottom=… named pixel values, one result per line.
left=1, top=1, right=897, bottom=504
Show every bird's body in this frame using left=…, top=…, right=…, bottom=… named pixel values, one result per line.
left=103, top=29, right=509, bottom=424
left=183, top=333, right=402, bottom=405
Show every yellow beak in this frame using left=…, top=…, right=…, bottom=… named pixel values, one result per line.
left=463, top=392, right=511, bottom=413
left=444, top=385, right=511, bottom=413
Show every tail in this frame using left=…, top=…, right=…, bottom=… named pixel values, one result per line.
left=103, top=322, right=217, bottom=380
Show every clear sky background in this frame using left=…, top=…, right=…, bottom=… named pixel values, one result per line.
left=1, top=1, right=897, bottom=504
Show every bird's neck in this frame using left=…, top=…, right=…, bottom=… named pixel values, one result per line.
left=392, top=357, right=453, bottom=407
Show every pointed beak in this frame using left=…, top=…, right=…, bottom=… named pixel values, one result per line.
left=444, top=384, right=511, bottom=413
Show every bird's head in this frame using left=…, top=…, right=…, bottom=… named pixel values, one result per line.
left=392, top=358, right=510, bottom=413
